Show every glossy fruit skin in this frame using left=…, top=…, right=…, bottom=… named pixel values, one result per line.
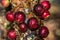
left=40, top=11, right=50, bottom=20
left=33, top=4, right=44, bottom=16
left=27, top=17, right=38, bottom=31
left=41, top=1, right=51, bottom=10
left=15, top=11, right=26, bottom=23
left=8, top=29, right=16, bottom=39
left=18, top=23, right=27, bottom=32
left=6, top=11, right=14, bottom=22
left=38, top=26, right=49, bottom=38
left=1, top=0, right=10, bottom=7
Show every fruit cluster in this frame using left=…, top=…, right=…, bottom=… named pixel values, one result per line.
left=2, top=0, right=51, bottom=40
left=33, top=0, right=50, bottom=20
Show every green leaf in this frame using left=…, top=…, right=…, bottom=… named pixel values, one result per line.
left=6, top=24, right=10, bottom=30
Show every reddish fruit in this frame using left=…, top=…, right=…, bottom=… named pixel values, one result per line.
left=8, top=29, right=16, bottom=39
left=41, top=1, right=51, bottom=10
left=1, top=0, right=10, bottom=7
left=38, top=26, right=49, bottom=38
left=6, top=11, right=14, bottom=22
left=41, top=11, right=50, bottom=20
left=18, top=23, right=27, bottom=32
left=15, top=11, right=26, bottom=23
left=27, top=17, right=38, bottom=31
left=33, top=4, right=44, bottom=16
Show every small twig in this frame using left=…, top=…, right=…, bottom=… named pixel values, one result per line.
left=37, top=0, right=40, bottom=4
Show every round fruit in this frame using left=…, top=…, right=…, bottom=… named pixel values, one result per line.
left=18, top=23, right=27, bottom=32
left=40, top=11, right=50, bottom=20
left=8, top=29, right=16, bottom=39
left=41, top=1, right=51, bottom=10
left=1, top=0, right=10, bottom=7
left=27, top=17, right=38, bottom=31
left=38, top=26, right=49, bottom=38
left=6, top=11, right=14, bottom=22
left=33, top=4, right=44, bottom=16
left=15, top=11, right=26, bottom=23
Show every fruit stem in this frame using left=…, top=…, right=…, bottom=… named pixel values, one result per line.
left=37, top=0, right=40, bottom=4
